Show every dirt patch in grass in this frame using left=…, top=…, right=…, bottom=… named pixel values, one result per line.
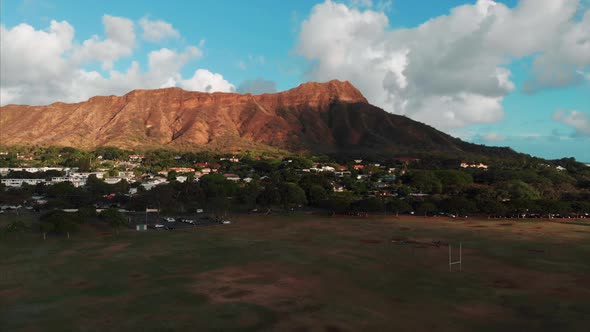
left=359, top=239, right=381, bottom=244
left=481, top=261, right=590, bottom=300
left=456, top=303, right=510, bottom=320
left=493, top=278, right=519, bottom=289
left=101, top=242, right=130, bottom=257
left=0, top=286, right=26, bottom=300
left=223, top=289, right=253, bottom=299
left=71, top=279, right=92, bottom=289
left=129, top=272, right=145, bottom=280
left=59, top=249, right=78, bottom=256
left=192, top=262, right=318, bottom=312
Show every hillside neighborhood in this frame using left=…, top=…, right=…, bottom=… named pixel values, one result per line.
left=1, top=147, right=589, bottom=224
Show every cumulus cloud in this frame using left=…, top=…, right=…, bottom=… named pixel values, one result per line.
left=553, top=110, right=590, bottom=136
left=297, top=0, right=590, bottom=131
left=0, top=17, right=232, bottom=106
left=180, top=69, right=235, bottom=93
left=139, top=17, right=180, bottom=42
left=237, top=78, right=277, bottom=94
left=71, top=15, right=136, bottom=69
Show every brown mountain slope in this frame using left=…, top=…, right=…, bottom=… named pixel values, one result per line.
left=0, top=80, right=514, bottom=156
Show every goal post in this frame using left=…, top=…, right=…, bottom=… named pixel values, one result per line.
left=449, top=242, right=462, bottom=272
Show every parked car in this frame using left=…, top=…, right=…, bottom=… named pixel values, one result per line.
left=149, top=223, right=166, bottom=230
left=163, top=217, right=175, bottom=222
left=182, top=219, right=195, bottom=224
left=221, top=220, right=231, bottom=225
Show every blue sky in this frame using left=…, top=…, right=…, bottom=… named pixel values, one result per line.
left=1, top=0, right=589, bottom=161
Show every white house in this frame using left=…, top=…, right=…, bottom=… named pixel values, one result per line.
left=103, top=177, right=122, bottom=184
left=50, top=177, right=86, bottom=187
left=321, top=166, right=335, bottom=172
left=1, top=179, right=46, bottom=187
left=69, top=172, right=105, bottom=179
left=334, top=171, right=351, bottom=177
left=223, top=173, right=241, bottom=182
left=141, top=178, right=167, bottom=190
left=460, top=162, right=489, bottom=169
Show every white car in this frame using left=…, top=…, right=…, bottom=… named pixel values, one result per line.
left=182, top=219, right=196, bottom=224
left=221, top=220, right=231, bottom=225
left=163, top=217, right=175, bottom=222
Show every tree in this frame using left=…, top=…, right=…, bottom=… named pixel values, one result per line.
left=77, top=156, right=92, bottom=172
left=107, top=169, right=119, bottom=177
left=307, top=185, right=328, bottom=206
left=355, top=197, right=384, bottom=212
left=99, top=208, right=127, bottom=234
left=322, top=194, right=353, bottom=214
left=238, top=181, right=261, bottom=209
left=40, top=210, right=82, bottom=239
left=94, top=146, right=127, bottom=160
left=507, top=199, right=537, bottom=218
left=387, top=198, right=412, bottom=216
left=434, top=170, right=473, bottom=194
left=167, top=170, right=177, bottom=182
left=416, top=202, right=437, bottom=216
left=199, top=174, right=236, bottom=214
left=536, top=200, right=571, bottom=218
left=496, top=180, right=541, bottom=201
left=256, top=186, right=281, bottom=207
left=572, top=201, right=590, bottom=218
left=279, top=182, right=307, bottom=209
left=477, top=199, right=507, bottom=218
left=284, top=156, right=313, bottom=169
left=439, top=197, right=477, bottom=216
left=199, top=174, right=236, bottom=197
left=408, top=171, right=442, bottom=194
left=186, top=172, right=196, bottom=183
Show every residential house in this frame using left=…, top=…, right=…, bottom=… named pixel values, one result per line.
left=50, top=177, right=86, bottom=187
left=128, top=155, right=144, bottom=162
left=223, top=173, right=241, bottom=182
left=460, top=162, right=489, bottom=169
left=1, top=179, right=46, bottom=187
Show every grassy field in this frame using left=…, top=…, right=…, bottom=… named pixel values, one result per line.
left=1, top=214, right=590, bottom=331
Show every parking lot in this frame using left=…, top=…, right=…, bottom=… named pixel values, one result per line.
left=126, top=212, right=230, bottom=230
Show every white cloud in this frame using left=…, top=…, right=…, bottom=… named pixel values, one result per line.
left=348, top=0, right=373, bottom=7
left=553, top=110, right=590, bottom=136
left=71, top=15, right=136, bottom=69
left=139, top=17, right=180, bottom=42
left=0, top=18, right=232, bottom=106
left=297, top=0, right=590, bottom=131
left=0, top=20, right=73, bottom=83
left=180, top=69, right=235, bottom=93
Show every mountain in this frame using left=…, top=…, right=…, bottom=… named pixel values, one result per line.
left=0, top=80, right=516, bottom=157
